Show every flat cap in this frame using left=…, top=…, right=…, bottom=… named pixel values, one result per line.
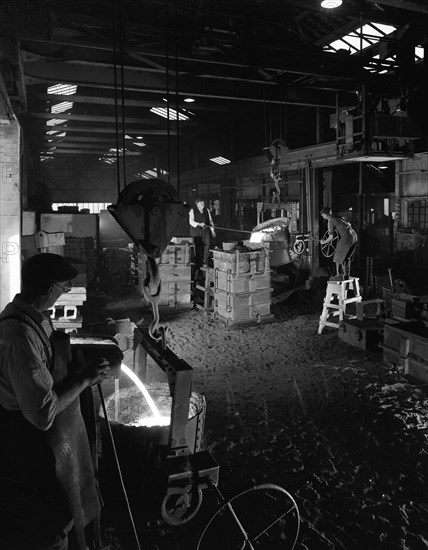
left=22, top=253, right=78, bottom=284
left=320, top=207, right=331, bottom=215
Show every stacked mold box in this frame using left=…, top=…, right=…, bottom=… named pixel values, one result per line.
left=382, top=321, right=428, bottom=383
left=50, top=287, right=86, bottom=333
left=212, top=248, right=273, bottom=326
left=158, top=238, right=193, bottom=307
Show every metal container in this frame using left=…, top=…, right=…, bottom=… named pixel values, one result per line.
left=98, top=383, right=206, bottom=524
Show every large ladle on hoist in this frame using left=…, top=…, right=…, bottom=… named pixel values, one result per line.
left=107, top=178, right=188, bottom=338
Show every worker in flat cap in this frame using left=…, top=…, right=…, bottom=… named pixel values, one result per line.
left=0, top=253, right=110, bottom=550
left=320, top=207, right=358, bottom=280
left=189, top=198, right=216, bottom=278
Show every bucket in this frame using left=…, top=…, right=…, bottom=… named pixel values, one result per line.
left=98, top=383, right=206, bottom=524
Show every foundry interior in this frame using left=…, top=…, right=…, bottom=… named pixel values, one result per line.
left=1, top=1, right=428, bottom=549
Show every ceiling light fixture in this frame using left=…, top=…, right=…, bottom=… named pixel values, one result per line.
left=184, top=98, right=195, bottom=103
left=210, top=156, right=231, bottom=165
left=320, top=0, right=342, bottom=8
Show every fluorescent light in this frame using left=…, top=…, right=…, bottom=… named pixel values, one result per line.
left=321, top=0, right=342, bottom=8
left=47, top=84, right=77, bottom=95
left=51, top=101, right=73, bottom=114
left=150, top=107, right=189, bottom=121
left=184, top=98, right=195, bottom=103
left=46, top=119, right=67, bottom=126
left=133, top=141, right=146, bottom=147
left=210, top=156, right=231, bottom=165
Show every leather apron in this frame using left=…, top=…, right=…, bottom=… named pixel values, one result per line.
left=0, top=315, right=100, bottom=549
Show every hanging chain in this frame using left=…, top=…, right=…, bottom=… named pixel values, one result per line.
left=142, top=256, right=167, bottom=347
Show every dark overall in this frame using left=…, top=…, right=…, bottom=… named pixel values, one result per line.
left=0, top=314, right=100, bottom=550
left=190, top=207, right=213, bottom=266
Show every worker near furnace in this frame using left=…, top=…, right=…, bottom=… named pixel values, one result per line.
left=189, top=198, right=216, bottom=269
left=0, top=253, right=110, bottom=550
left=320, top=207, right=358, bottom=280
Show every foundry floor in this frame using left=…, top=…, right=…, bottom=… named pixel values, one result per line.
left=87, top=279, right=428, bottom=550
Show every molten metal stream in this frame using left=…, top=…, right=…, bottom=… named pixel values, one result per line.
left=120, top=363, right=170, bottom=427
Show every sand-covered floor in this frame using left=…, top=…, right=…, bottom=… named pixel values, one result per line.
left=95, top=284, right=428, bottom=550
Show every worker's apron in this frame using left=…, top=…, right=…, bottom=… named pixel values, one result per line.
left=0, top=315, right=100, bottom=549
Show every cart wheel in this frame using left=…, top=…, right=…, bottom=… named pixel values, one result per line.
left=320, top=230, right=338, bottom=258
left=197, top=484, right=300, bottom=550
left=161, top=487, right=203, bottom=525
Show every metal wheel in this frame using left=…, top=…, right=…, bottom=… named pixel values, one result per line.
left=293, top=239, right=305, bottom=255
left=197, top=484, right=300, bottom=550
left=320, top=230, right=338, bottom=258
left=161, top=487, right=203, bottom=526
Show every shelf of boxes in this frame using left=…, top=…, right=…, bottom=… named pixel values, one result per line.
left=212, top=248, right=273, bottom=325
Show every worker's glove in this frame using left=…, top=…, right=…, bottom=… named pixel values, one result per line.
left=79, top=357, right=111, bottom=386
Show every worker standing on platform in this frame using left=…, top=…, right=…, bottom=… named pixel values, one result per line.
left=189, top=198, right=216, bottom=271
left=0, top=253, right=110, bottom=550
left=320, top=207, right=358, bottom=280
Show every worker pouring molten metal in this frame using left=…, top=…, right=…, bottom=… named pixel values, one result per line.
left=0, top=253, right=110, bottom=550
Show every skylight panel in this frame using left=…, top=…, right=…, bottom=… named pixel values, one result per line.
left=326, top=22, right=397, bottom=56
left=47, top=84, right=77, bottom=95
left=150, top=107, right=189, bottom=121
left=345, top=35, right=371, bottom=50
left=371, top=23, right=396, bottom=35
left=360, top=24, right=383, bottom=38
left=40, top=153, right=54, bottom=162
left=46, top=119, right=68, bottom=126
left=51, top=101, right=73, bottom=114
left=328, top=39, right=352, bottom=51
left=210, top=156, right=231, bottom=165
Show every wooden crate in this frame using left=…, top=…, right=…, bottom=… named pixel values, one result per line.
left=158, top=263, right=192, bottom=282
left=338, top=319, right=383, bottom=350
left=212, top=249, right=269, bottom=275
left=213, top=288, right=272, bottom=322
left=406, top=357, right=428, bottom=384
left=160, top=243, right=193, bottom=265
left=391, top=296, right=423, bottom=320
left=158, top=281, right=192, bottom=307
left=214, top=270, right=271, bottom=294
left=383, top=321, right=428, bottom=359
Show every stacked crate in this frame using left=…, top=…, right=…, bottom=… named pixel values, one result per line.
left=138, top=238, right=194, bottom=307
left=382, top=321, right=428, bottom=383
left=212, top=248, right=272, bottom=325
left=50, top=287, right=86, bottom=333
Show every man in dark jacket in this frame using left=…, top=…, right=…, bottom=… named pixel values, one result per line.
left=189, top=198, right=216, bottom=269
left=0, top=253, right=110, bottom=550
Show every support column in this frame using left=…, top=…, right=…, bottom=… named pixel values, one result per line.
left=0, top=119, right=21, bottom=311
